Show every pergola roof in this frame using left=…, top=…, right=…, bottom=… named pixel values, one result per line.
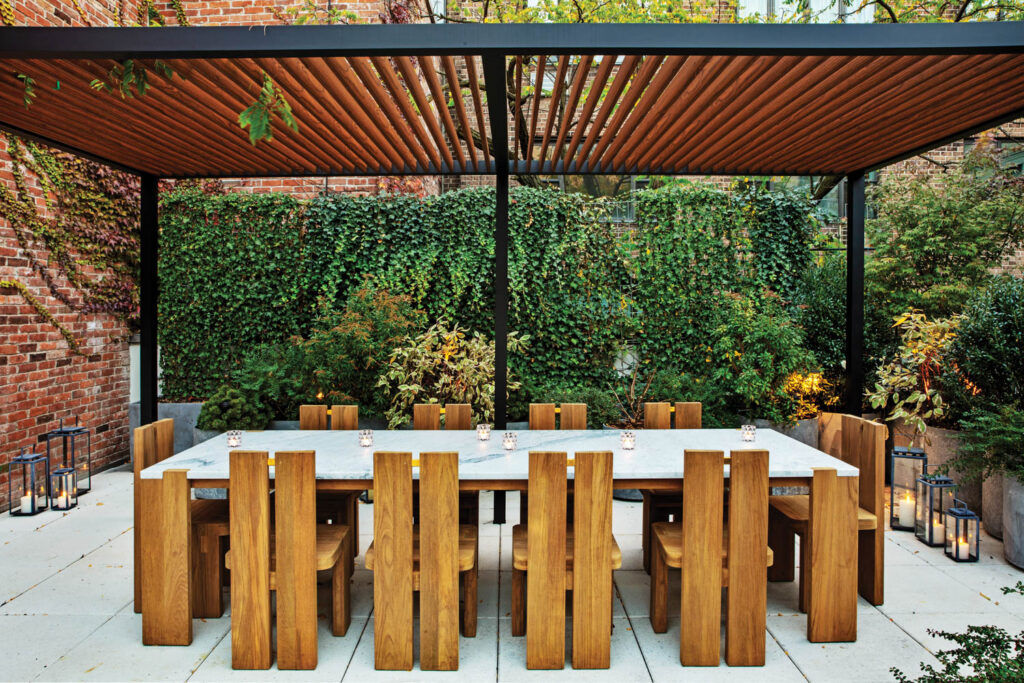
left=1, top=22, right=1023, bottom=178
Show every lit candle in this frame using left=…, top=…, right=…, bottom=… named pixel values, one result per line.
left=932, top=519, right=945, bottom=544
left=502, top=432, right=517, bottom=450
left=226, top=430, right=242, bottom=448
left=620, top=431, right=636, bottom=450
left=358, top=430, right=374, bottom=448
left=741, top=424, right=756, bottom=442
left=898, top=493, right=915, bottom=528
left=956, top=536, right=970, bottom=560
left=57, top=493, right=67, bottom=509
left=477, top=424, right=491, bottom=441
left=20, top=494, right=32, bottom=513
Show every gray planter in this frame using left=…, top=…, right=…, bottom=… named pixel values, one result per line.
left=129, top=401, right=203, bottom=458
left=983, top=473, right=1004, bottom=540
left=1003, top=477, right=1024, bottom=569
left=193, top=427, right=222, bottom=445
left=753, top=417, right=818, bottom=448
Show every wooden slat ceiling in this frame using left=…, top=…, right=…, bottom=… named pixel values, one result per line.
left=1, top=51, right=1023, bottom=177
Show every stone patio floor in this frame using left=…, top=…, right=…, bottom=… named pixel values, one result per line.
left=2, top=466, right=1022, bottom=682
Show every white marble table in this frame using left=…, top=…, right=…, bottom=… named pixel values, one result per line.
left=140, top=428, right=857, bottom=486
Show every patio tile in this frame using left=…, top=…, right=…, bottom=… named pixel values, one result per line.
left=344, top=615, right=498, bottom=681
left=614, top=570, right=651, bottom=618
left=478, top=534, right=501, bottom=570
left=0, top=614, right=108, bottom=682
left=880, top=563, right=1009, bottom=615
left=634, top=617, right=805, bottom=683
left=497, top=617, right=650, bottom=682
left=766, top=610, right=937, bottom=682
left=34, top=610, right=230, bottom=682
left=190, top=616, right=368, bottom=682
left=883, top=610, right=1024, bottom=659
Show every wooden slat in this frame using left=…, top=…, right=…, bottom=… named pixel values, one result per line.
left=299, top=405, right=328, bottom=430
left=562, top=55, right=616, bottom=168
left=445, top=404, right=472, bottom=430
left=154, top=418, right=175, bottom=461
left=133, top=423, right=156, bottom=613
left=675, top=402, right=702, bottom=430
left=560, top=403, right=587, bottom=430
left=141, top=468, right=193, bottom=646
left=807, top=468, right=858, bottom=643
left=845, top=415, right=886, bottom=606
left=442, top=55, right=478, bottom=169
left=574, top=55, right=640, bottom=171
left=373, top=451, right=414, bottom=671
left=350, top=56, right=435, bottom=169
left=275, top=451, right=318, bottom=670
left=464, top=55, right=491, bottom=166
left=726, top=449, right=769, bottom=666
left=643, top=402, right=671, bottom=430
left=537, top=55, right=569, bottom=168
left=817, top=412, right=843, bottom=459
left=419, top=452, right=460, bottom=671
left=680, top=450, right=724, bottom=666
left=420, top=55, right=467, bottom=169
left=331, top=405, right=359, bottom=430
left=230, top=451, right=272, bottom=669
left=369, top=55, right=442, bottom=168
left=526, top=451, right=567, bottom=670
left=414, top=403, right=442, bottom=430
left=550, top=55, right=593, bottom=165
left=526, top=55, right=546, bottom=167
left=394, top=56, right=455, bottom=170
left=528, top=403, right=556, bottom=430
left=572, top=451, right=613, bottom=669
left=588, top=54, right=663, bottom=171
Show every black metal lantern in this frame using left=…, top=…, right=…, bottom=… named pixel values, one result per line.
left=49, top=467, right=77, bottom=511
left=890, top=447, right=927, bottom=531
left=45, top=416, right=91, bottom=496
left=8, top=449, right=49, bottom=516
left=915, top=473, right=957, bottom=547
left=945, top=499, right=980, bottom=562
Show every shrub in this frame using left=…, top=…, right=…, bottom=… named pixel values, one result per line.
left=528, top=382, right=620, bottom=429
left=196, top=385, right=269, bottom=431
left=953, top=276, right=1024, bottom=407
left=739, top=183, right=819, bottom=299
left=231, top=342, right=309, bottom=422
left=377, top=321, right=528, bottom=429
left=950, top=403, right=1024, bottom=484
left=790, top=250, right=846, bottom=375
left=645, top=370, right=734, bottom=428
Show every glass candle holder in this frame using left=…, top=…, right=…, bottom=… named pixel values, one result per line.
left=502, top=432, right=517, bottom=450
left=226, top=430, right=242, bottom=448
left=620, top=430, right=636, bottom=450
left=358, top=429, right=374, bottom=448
left=50, top=467, right=77, bottom=511
left=477, top=424, right=492, bottom=441
left=741, top=424, right=757, bottom=442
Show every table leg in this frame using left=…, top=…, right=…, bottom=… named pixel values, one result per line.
left=493, top=490, right=506, bottom=524
left=141, top=469, right=192, bottom=646
left=807, top=469, right=858, bottom=643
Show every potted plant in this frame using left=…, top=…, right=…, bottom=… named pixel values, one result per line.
left=194, top=385, right=270, bottom=444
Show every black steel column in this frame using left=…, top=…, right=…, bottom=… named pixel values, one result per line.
left=139, top=174, right=159, bottom=425
left=845, top=171, right=865, bottom=417
left=484, top=55, right=509, bottom=523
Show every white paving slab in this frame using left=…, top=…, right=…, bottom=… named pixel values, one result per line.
left=0, top=614, right=108, bottom=681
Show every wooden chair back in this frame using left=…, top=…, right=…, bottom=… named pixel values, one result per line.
left=331, top=405, right=358, bottom=430
left=132, top=418, right=175, bottom=614
left=644, top=402, right=671, bottom=429
left=560, top=403, right=587, bottom=429
left=818, top=412, right=842, bottom=458
left=274, top=451, right=318, bottom=670
left=528, top=403, right=587, bottom=430
left=645, top=402, right=702, bottom=429
left=528, top=403, right=556, bottom=430
left=413, top=404, right=442, bottom=430
left=419, top=451, right=461, bottom=670
left=675, top=402, right=702, bottom=429
left=299, top=405, right=328, bottom=430
left=445, top=404, right=472, bottom=430
left=229, top=450, right=272, bottom=669
left=525, top=450, right=613, bottom=669
left=725, top=449, right=769, bottom=666
left=372, top=451, right=414, bottom=670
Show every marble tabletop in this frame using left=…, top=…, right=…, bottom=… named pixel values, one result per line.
left=139, top=428, right=858, bottom=481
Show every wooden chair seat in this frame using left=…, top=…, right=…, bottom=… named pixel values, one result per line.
left=364, top=524, right=478, bottom=574
left=769, top=494, right=877, bottom=531
left=510, top=524, right=622, bottom=571
left=226, top=525, right=350, bottom=576
left=191, top=499, right=229, bottom=532
left=650, top=521, right=774, bottom=579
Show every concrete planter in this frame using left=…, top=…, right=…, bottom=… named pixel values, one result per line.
left=893, top=423, right=979, bottom=512
left=1003, top=477, right=1024, bottom=569
left=983, top=473, right=1004, bottom=540
left=753, top=417, right=819, bottom=448
left=129, top=401, right=204, bottom=458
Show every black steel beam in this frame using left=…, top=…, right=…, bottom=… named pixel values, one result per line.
left=139, top=174, right=159, bottom=426
left=0, top=120, right=145, bottom=175
left=845, top=171, right=866, bottom=417
left=1, top=22, right=1022, bottom=59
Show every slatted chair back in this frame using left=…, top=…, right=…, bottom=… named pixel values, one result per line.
left=372, top=451, right=414, bottom=670
left=445, top=404, right=472, bottom=430
left=560, top=403, right=588, bottom=429
left=154, top=418, right=175, bottom=460
left=571, top=450, right=614, bottom=669
left=330, top=405, right=358, bottom=430
left=299, top=405, right=328, bottom=430
left=525, top=451, right=567, bottom=669
left=843, top=414, right=886, bottom=604
left=274, top=451, right=318, bottom=670
left=413, top=404, right=442, bottom=430
left=528, top=403, right=556, bottom=430
left=644, top=402, right=671, bottom=429
left=675, top=402, right=702, bottom=429
left=418, top=451, right=461, bottom=670
left=818, top=412, right=843, bottom=458
left=229, top=450, right=272, bottom=669
left=133, top=419, right=176, bottom=614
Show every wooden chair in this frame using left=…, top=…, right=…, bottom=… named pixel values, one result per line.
left=511, top=450, right=620, bottom=670
left=365, top=451, right=479, bottom=671
left=641, top=401, right=702, bottom=573
left=649, top=449, right=772, bottom=666
left=520, top=403, right=587, bottom=521
left=768, top=413, right=885, bottom=610
left=413, top=403, right=479, bottom=525
left=300, top=404, right=360, bottom=562
left=133, top=418, right=229, bottom=619
left=226, top=450, right=353, bottom=670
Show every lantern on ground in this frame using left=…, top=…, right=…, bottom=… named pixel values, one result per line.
left=890, top=447, right=927, bottom=531
left=945, top=499, right=980, bottom=562
left=45, top=416, right=91, bottom=496
left=8, top=449, right=49, bottom=516
left=50, top=467, right=77, bottom=511
left=915, top=473, right=956, bottom=547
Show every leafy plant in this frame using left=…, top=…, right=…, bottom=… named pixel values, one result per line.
left=90, top=59, right=175, bottom=99
left=610, top=365, right=657, bottom=428
left=738, top=182, right=819, bottom=299
left=784, top=371, right=840, bottom=420
left=867, top=310, right=963, bottom=440
left=377, top=321, right=528, bottom=429
left=950, top=403, right=1024, bottom=484
left=238, top=72, right=299, bottom=145
left=196, top=385, right=270, bottom=431
left=17, top=73, right=35, bottom=108
left=527, top=381, right=620, bottom=429
left=790, top=249, right=846, bottom=376
left=231, top=342, right=310, bottom=422
left=952, top=276, right=1024, bottom=407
